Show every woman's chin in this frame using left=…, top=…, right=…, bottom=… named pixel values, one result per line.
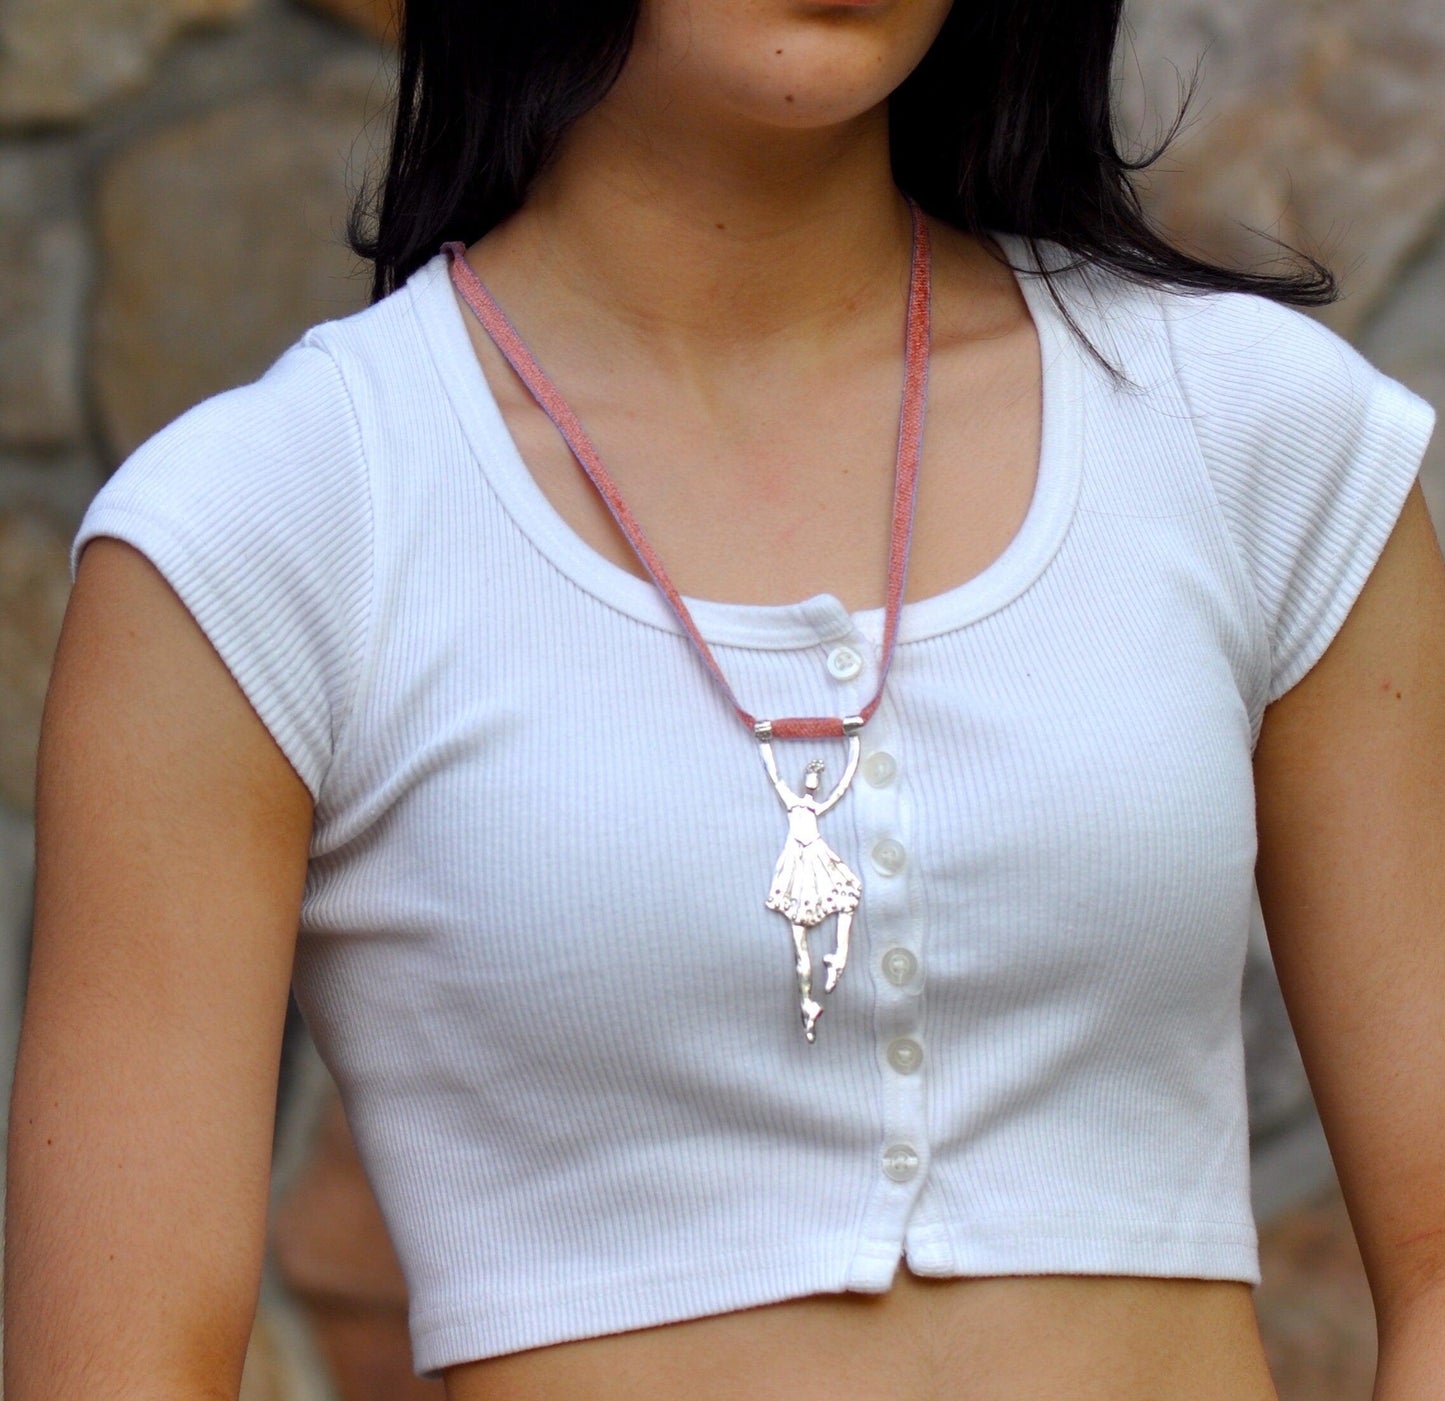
left=622, top=0, right=953, bottom=135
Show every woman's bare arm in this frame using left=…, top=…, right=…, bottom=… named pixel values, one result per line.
left=1254, top=482, right=1445, bottom=1395
left=5, top=537, right=315, bottom=1398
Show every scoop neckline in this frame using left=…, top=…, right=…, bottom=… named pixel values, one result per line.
left=411, top=230, right=1082, bottom=652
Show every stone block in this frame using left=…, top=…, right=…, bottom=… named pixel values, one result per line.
left=294, top=0, right=396, bottom=43
left=0, top=451, right=107, bottom=532
left=0, top=508, right=71, bottom=814
left=0, top=150, right=88, bottom=450
left=1123, top=0, right=1445, bottom=335
left=91, top=62, right=378, bottom=460
left=0, top=0, right=260, bottom=127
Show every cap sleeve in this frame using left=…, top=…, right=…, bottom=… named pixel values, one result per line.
left=70, top=336, right=374, bottom=802
left=1165, top=290, right=1436, bottom=704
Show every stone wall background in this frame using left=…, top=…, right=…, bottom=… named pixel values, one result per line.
left=0, top=2, right=1441, bottom=1395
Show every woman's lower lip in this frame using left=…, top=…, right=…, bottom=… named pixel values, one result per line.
left=791, top=0, right=892, bottom=15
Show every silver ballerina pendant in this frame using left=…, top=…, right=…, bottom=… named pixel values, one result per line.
left=755, top=719, right=863, bottom=1043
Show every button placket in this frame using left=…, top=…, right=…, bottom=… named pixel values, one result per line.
left=848, top=702, right=929, bottom=1239
left=835, top=684, right=930, bottom=1289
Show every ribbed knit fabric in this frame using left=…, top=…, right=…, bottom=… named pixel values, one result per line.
left=71, top=237, right=1436, bottom=1377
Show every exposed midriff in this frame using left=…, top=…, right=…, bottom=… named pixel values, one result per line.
left=442, top=1268, right=1278, bottom=1399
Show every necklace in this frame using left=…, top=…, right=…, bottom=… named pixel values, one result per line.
left=443, top=197, right=931, bottom=1043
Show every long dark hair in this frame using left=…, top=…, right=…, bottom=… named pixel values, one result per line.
left=349, top=0, right=1335, bottom=322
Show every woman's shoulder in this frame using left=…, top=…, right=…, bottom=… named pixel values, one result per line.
left=69, top=251, right=454, bottom=577
left=1129, top=272, right=1435, bottom=530
left=65, top=265, right=448, bottom=801
left=1008, top=236, right=1371, bottom=386
left=70, top=327, right=374, bottom=800
left=1016, top=240, right=1434, bottom=490
left=1063, top=254, right=1435, bottom=705
left=301, top=252, right=455, bottom=424
left=70, top=326, right=372, bottom=609
left=66, top=249, right=498, bottom=802
left=1008, top=238, right=1436, bottom=702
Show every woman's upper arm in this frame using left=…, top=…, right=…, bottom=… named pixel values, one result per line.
left=5, top=536, right=314, bottom=1396
left=1253, top=483, right=1445, bottom=1339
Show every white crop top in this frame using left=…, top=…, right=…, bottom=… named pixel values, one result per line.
left=71, top=237, right=1436, bottom=1376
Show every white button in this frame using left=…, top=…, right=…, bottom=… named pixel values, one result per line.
left=863, top=750, right=897, bottom=787
left=887, top=1038, right=923, bottom=1074
left=881, top=947, right=918, bottom=987
left=870, top=838, right=907, bottom=875
left=882, top=1143, right=921, bottom=1183
left=826, top=645, right=864, bottom=682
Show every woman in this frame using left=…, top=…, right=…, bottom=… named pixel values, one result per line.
left=8, top=0, right=1444, bottom=1395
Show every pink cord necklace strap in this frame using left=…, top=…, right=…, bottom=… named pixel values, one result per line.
left=443, top=197, right=931, bottom=743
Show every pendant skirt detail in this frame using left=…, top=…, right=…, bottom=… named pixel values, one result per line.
left=765, top=832, right=862, bottom=925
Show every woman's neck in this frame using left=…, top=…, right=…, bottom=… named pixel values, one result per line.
left=473, top=88, right=914, bottom=380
